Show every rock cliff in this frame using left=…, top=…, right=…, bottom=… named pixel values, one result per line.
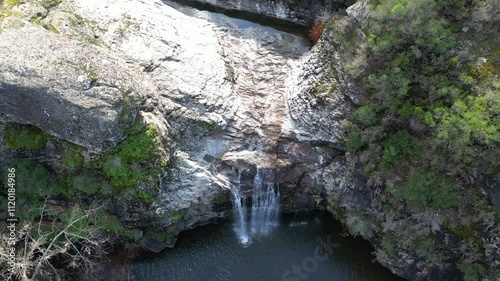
left=1, top=0, right=498, bottom=280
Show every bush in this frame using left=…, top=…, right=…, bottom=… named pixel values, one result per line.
left=379, top=130, right=420, bottom=170
left=345, top=212, right=379, bottom=240
left=381, top=238, right=397, bottom=257
left=415, top=240, right=440, bottom=264
left=41, top=0, right=61, bottom=9
left=4, top=123, right=48, bottom=151
left=458, top=262, right=488, bottom=281
left=353, top=106, right=378, bottom=126
left=394, top=170, right=460, bottom=209
left=62, top=150, right=85, bottom=169
left=2, top=159, right=63, bottom=203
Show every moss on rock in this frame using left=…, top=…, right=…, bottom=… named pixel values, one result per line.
left=62, top=150, right=85, bottom=169
left=4, top=123, right=48, bottom=151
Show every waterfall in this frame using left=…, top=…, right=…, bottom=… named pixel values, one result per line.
left=230, top=169, right=280, bottom=247
left=250, top=169, right=280, bottom=236
left=230, top=172, right=250, bottom=246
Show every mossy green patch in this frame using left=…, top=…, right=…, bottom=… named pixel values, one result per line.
left=492, top=203, right=500, bottom=221
left=3, top=0, right=21, bottom=8
left=4, top=123, right=48, bottom=151
left=86, top=122, right=165, bottom=203
left=46, top=24, right=59, bottom=34
left=445, top=223, right=479, bottom=239
left=62, top=150, right=84, bottom=169
left=41, top=0, right=61, bottom=9
left=459, top=262, right=488, bottom=281
left=93, top=213, right=141, bottom=240
left=169, top=210, right=183, bottom=221
left=415, top=239, right=441, bottom=264
left=381, top=237, right=397, bottom=257
left=1, top=159, right=64, bottom=204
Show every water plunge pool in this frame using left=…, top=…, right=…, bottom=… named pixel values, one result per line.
left=132, top=212, right=405, bottom=281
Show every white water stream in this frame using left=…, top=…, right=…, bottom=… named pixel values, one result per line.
left=230, top=169, right=280, bottom=246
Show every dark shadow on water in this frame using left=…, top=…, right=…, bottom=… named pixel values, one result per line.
left=131, top=211, right=406, bottom=281
left=163, top=0, right=313, bottom=42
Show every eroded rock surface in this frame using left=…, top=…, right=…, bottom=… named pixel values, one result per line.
left=2, top=0, right=498, bottom=280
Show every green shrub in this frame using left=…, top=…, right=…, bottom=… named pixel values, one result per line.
left=92, top=212, right=142, bottom=240
left=344, top=122, right=365, bottom=152
left=1, top=159, right=63, bottom=203
left=4, top=123, right=48, bottom=151
left=144, top=228, right=173, bottom=243
left=381, top=238, right=397, bottom=257
left=91, top=123, right=162, bottom=195
left=62, top=150, right=84, bottom=169
left=394, top=170, right=460, bottom=209
left=458, top=262, right=488, bottom=281
left=345, top=212, right=379, bottom=240
left=379, top=130, right=420, bottom=170
left=353, top=106, right=378, bottom=126
left=169, top=211, right=183, bottom=220
left=135, top=191, right=154, bottom=204
left=415, top=240, right=440, bottom=264
left=114, top=123, right=160, bottom=162
left=492, top=204, right=500, bottom=221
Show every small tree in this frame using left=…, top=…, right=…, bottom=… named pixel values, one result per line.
left=0, top=203, right=110, bottom=281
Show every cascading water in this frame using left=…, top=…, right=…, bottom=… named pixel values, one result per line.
left=230, top=171, right=250, bottom=246
left=250, top=169, right=280, bottom=236
left=230, top=169, right=280, bottom=247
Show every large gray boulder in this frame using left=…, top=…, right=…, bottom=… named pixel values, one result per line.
left=0, top=24, right=149, bottom=149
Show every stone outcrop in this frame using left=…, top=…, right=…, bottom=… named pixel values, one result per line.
left=1, top=0, right=498, bottom=280
left=0, top=0, right=322, bottom=252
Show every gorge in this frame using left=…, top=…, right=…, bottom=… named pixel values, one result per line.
left=0, top=0, right=499, bottom=281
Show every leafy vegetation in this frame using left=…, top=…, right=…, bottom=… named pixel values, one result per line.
left=1, top=159, right=63, bottom=204
left=493, top=204, right=500, bottom=221
left=97, top=123, right=162, bottom=190
left=62, top=150, right=85, bottom=169
left=345, top=212, right=379, bottom=240
left=4, top=123, right=48, bottom=151
left=0, top=204, right=110, bottom=280
left=344, top=0, right=499, bottom=208
left=394, top=170, right=460, bottom=209
left=339, top=0, right=498, bottom=277
left=458, top=262, right=488, bottom=281
left=379, top=130, right=419, bottom=170
left=380, top=237, right=397, bottom=257
left=3, top=0, right=20, bottom=8
left=71, top=171, right=105, bottom=195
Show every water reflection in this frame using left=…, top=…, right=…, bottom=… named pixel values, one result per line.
left=132, top=212, right=405, bottom=281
